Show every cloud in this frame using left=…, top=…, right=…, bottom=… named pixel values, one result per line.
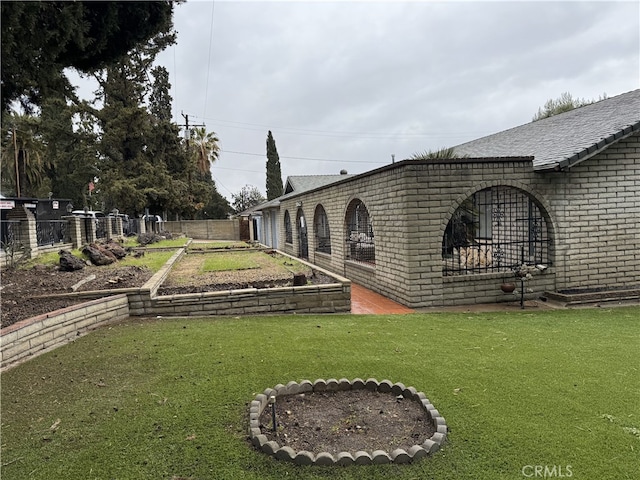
left=75, top=1, right=640, bottom=201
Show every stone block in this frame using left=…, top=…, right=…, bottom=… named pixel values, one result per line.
left=422, top=439, right=440, bottom=454
left=403, top=386, right=418, bottom=399
left=283, top=381, right=301, bottom=395
left=261, top=441, right=280, bottom=455
left=251, top=434, right=267, bottom=448
left=351, top=378, right=366, bottom=390
left=427, top=408, right=441, bottom=420
left=365, top=378, right=379, bottom=391
left=407, top=444, right=428, bottom=461
left=274, top=446, right=296, bottom=462
left=294, top=450, right=315, bottom=465
left=391, top=382, right=406, bottom=395
left=337, top=378, right=352, bottom=391
left=312, top=378, right=327, bottom=391
left=325, top=378, right=339, bottom=391
left=354, top=451, right=372, bottom=465
left=371, top=450, right=391, bottom=464
left=298, top=380, right=313, bottom=393
left=378, top=379, right=393, bottom=393
left=314, top=452, right=335, bottom=466
left=390, top=448, right=411, bottom=464
left=255, top=394, right=267, bottom=409
left=335, top=451, right=355, bottom=466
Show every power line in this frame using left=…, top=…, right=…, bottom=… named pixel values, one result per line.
left=188, top=114, right=491, bottom=140
left=202, top=0, right=216, bottom=119
left=220, top=149, right=386, bottom=164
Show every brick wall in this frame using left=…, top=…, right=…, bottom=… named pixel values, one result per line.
left=276, top=133, right=640, bottom=307
left=1, top=295, right=129, bottom=371
left=163, top=219, right=240, bottom=240
left=539, top=132, right=640, bottom=291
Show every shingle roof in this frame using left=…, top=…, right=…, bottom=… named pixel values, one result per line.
left=284, top=174, right=354, bottom=194
left=245, top=174, right=354, bottom=214
left=454, top=89, right=640, bottom=171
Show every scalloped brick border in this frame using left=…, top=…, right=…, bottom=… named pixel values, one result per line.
left=248, top=378, right=447, bottom=465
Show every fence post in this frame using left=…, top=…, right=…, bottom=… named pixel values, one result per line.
left=6, top=206, right=38, bottom=258
left=63, top=216, right=83, bottom=249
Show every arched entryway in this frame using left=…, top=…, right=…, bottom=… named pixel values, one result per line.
left=296, top=208, right=308, bottom=259
left=442, top=185, right=552, bottom=275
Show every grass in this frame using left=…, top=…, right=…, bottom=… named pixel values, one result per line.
left=188, top=241, right=251, bottom=250
left=1, top=307, right=638, bottom=479
left=24, top=249, right=174, bottom=273
left=121, top=237, right=189, bottom=249
left=199, top=251, right=309, bottom=274
left=117, top=250, right=175, bottom=272
left=200, top=251, right=261, bottom=272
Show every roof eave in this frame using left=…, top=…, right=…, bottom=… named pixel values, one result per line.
left=536, top=122, right=640, bottom=172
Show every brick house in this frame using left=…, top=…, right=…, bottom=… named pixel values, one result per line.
left=254, top=89, right=640, bottom=307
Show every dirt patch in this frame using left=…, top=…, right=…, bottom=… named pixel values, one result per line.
left=258, top=390, right=435, bottom=456
left=1, top=264, right=153, bottom=328
left=157, top=251, right=331, bottom=295
left=1, top=250, right=337, bottom=328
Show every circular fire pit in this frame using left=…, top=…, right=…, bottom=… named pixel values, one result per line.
left=248, top=378, right=447, bottom=465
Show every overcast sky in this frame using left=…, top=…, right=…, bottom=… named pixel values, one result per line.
left=80, top=1, right=640, bottom=202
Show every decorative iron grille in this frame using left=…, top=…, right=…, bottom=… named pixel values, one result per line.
left=296, top=209, right=308, bottom=259
left=0, top=220, right=22, bottom=249
left=345, top=199, right=375, bottom=264
left=314, top=205, right=331, bottom=254
left=442, top=186, right=550, bottom=275
left=284, top=211, right=293, bottom=244
left=36, top=220, right=68, bottom=246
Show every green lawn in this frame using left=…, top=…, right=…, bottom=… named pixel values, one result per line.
left=199, top=251, right=309, bottom=274
left=1, top=308, right=638, bottom=480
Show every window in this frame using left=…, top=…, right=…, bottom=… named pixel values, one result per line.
left=284, top=210, right=293, bottom=244
left=442, top=186, right=550, bottom=275
left=345, top=199, right=375, bottom=264
left=314, top=205, right=331, bottom=254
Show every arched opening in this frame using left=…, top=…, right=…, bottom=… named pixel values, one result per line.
left=345, top=199, right=374, bottom=264
left=296, top=208, right=308, bottom=259
left=314, top=204, right=331, bottom=254
left=284, top=210, right=293, bottom=244
left=442, top=186, right=551, bottom=275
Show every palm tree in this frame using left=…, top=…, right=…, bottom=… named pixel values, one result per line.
left=409, top=146, right=464, bottom=160
left=1, top=113, right=49, bottom=197
left=190, top=127, right=220, bottom=176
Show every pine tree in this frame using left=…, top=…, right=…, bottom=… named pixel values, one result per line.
left=265, top=130, right=283, bottom=200
left=1, top=1, right=174, bottom=113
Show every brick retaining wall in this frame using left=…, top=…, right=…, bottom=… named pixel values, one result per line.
left=1, top=248, right=350, bottom=371
left=1, top=295, right=129, bottom=371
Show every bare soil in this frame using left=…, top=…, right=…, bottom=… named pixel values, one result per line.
left=1, top=251, right=334, bottom=328
left=156, top=251, right=331, bottom=295
left=1, top=264, right=153, bottom=328
left=258, top=389, right=435, bottom=456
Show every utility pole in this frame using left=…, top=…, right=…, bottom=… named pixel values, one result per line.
left=180, top=112, right=205, bottom=149
left=179, top=112, right=206, bottom=190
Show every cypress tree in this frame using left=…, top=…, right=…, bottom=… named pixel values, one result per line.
left=265, top=130, right=283, bottom=200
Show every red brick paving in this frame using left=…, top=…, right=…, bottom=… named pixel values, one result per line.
left=350, top=283, right=414, bottom=314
